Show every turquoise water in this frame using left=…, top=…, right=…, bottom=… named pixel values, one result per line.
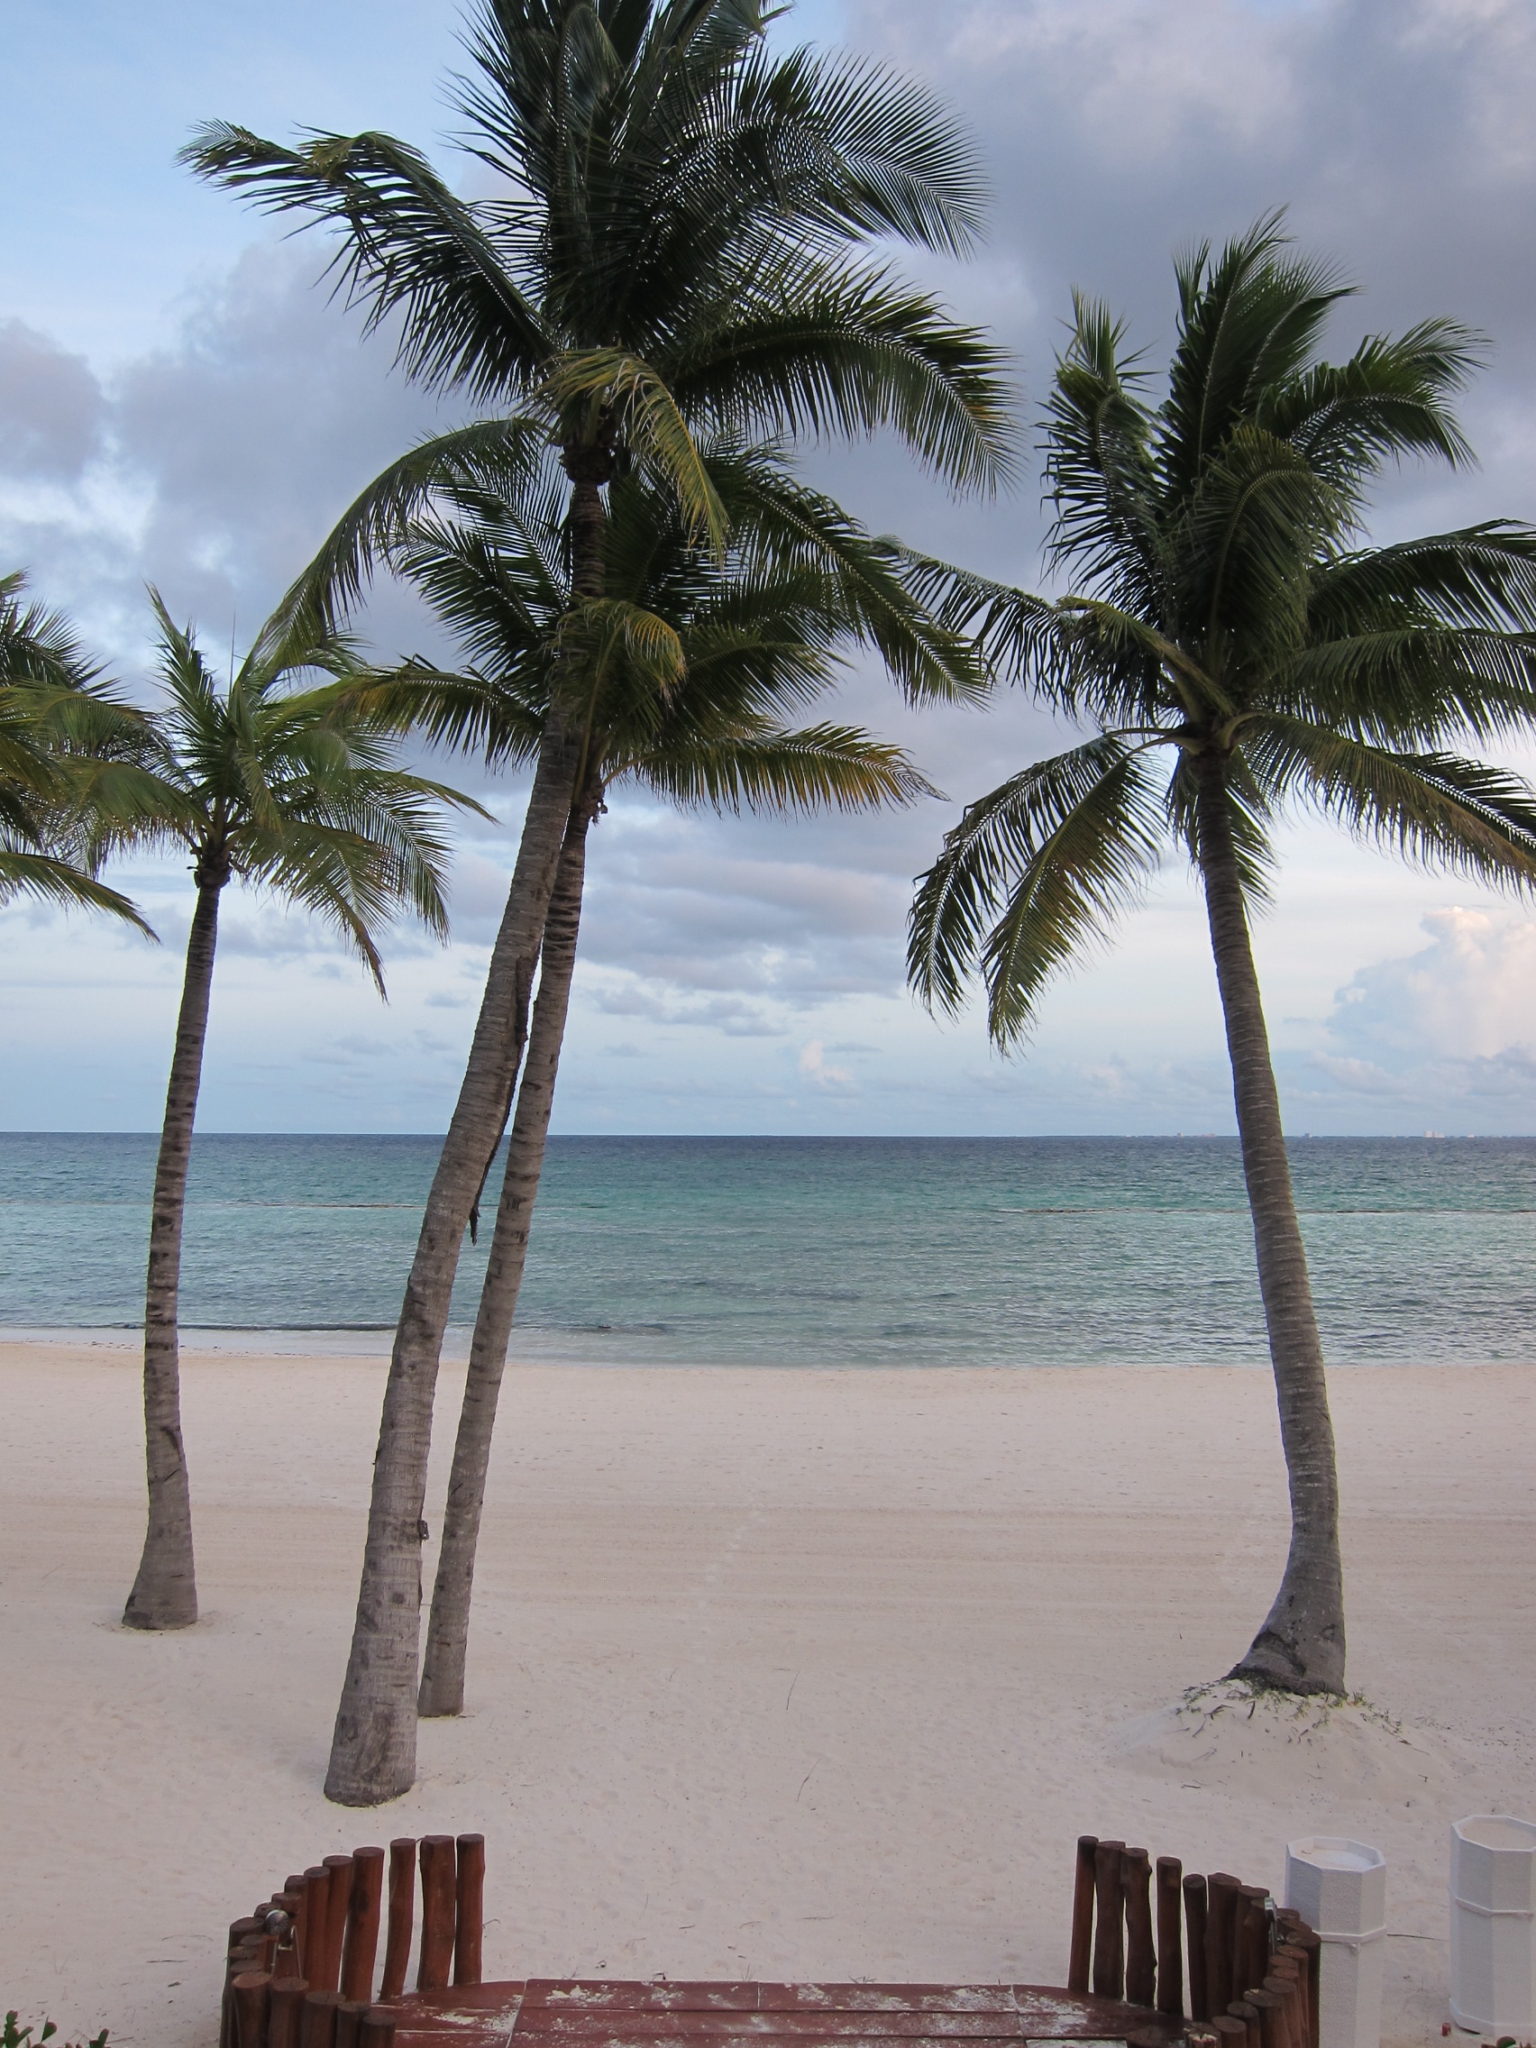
left=0, top=1133, right=1533, bottom=1364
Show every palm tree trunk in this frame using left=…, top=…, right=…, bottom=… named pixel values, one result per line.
left=123, top=861, right=226, bottom=1630
left=323, top=471, right=607, bottom=1806
left=1194, top=754, right=1346, bottom=1695
left=419, top=790, right=595, bottom=1717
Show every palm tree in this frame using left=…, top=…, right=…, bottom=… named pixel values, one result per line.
left=184, top=0, right=1011, bottom=1800
left=1, top=571, right=161, bottom=928
left=342, top=439, right=970, bottom=1715
left=121, top=597, right=483, bottom=1631
left=907, top=217, right=1536, bottom=1694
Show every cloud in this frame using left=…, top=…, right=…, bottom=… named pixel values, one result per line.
left=0, top=321, right=106, bottom=484
left=798, top=1039, right=854, bottom=1089
left=1308, top=907, right=1536, bottom=1117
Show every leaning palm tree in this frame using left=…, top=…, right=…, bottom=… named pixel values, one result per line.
left=184, top=0, right=1011, bottom=1800
left=343, top=439, right=972, bottom=1715
left=1, top=571, right=162, bottom=928
left=121, top=596, right=483, bottom=1631
left=908, top=216, right=1536, bottom=1694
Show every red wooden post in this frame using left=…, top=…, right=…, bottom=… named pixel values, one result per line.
left=1092, top=1839, right=1126, bottom=1999
left=379, top=1840, right=416, bottom=2001
left=454, top=1833, right=486, bottom=1986
left=321, top=1857, right=353, bottom=1995
left=1206, top=1873, right=1241, bottom=2016
left=1124, top=1848, right=1156, bottom=2007
left=1155, top=1856, right=1185, bottom=2017
left=1238, top=1887, right=1270, bottom=1998
left=231, top=1972, right=271, bottom=2048
left=301, top=1869, right=333, bottom=1986
left=1209, top=2016, right=1246, bottom=2048
left=267, top=1979, right=309, bottom=2048
left=1183, top=1873, right=1210, bottom=2020
left=342, top=1847, right=386, bottom=2005
left=1069, top=1835, right=1098, bottom=1995
left=1229, top=1998, right=1261, bottom=2048
left=225, top=1919, right=267, bottom=2048
left=358, top=2013, right=397, bottom=2048
left=334, top=2004, right=367, bottom=2048
left=417, top=1834, right=458, bottom=1991
left=301, top=1990, right=341, bottom=2048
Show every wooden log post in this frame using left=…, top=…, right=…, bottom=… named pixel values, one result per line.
left=358, top=2013, right=397, bottom=2048
left=454, top=1833, right=486, bottom=1986
left=321, top=1858, right=354, bottom=1996
left=342, top=1848, right=386, bottom=2005
left=1069, top=1835, right=1099, bottom=1995
left=224, top=1918, right=267, bottom=2048
left=1184, top=1874, right=1211, bottom=2020
left=1274, top=1939, right=1314, bottom=2048
left=1238, top=1887, right=1270, bottom=1998
left=301, top=1991, right=341, bottom=2048
left=1155, top=1857, right=1184, bottom=2017
left=1092, top=1840, right=1126, bottom=2000
left=232, top=1972, right=272, bottom=2048
left=1228, top=2000, right=1261, bottom=2048
left=334, top=2004, right=367, bottom=2048
left=1209, top=2016, right=1246, bottom=2048
left=297, top=1871, right=328, bottom=1987
left=1206, top=1874, right=1241, bottom=2016
left=1124, top=1848, right=1157, bottom=2008
left=1247, top=1985, right=1283, bottom=2048
left=379, top=1840, right=417, bottom=2001
left=267, top=1980, right=309, bottom=2048
left=418, top=1834, right=458, bottom=1991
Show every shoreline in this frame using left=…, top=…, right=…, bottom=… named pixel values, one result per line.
left=6, top=1343, right=1534, bottom=2047
left=8, top=1325, right=1536, bottom=1367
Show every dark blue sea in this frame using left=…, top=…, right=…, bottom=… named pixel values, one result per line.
left=0, top=1133, right=1532, bottom=1364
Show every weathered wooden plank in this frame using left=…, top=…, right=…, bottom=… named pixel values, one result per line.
left=759, top=1989, right=1019, bottom=2015
left=522, top=1986, right=761, bottom=2014
left=518, top=2016, right=1046, bottom=2039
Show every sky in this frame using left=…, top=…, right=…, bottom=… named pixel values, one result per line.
left=5, top=0, right=1536, bottom=1136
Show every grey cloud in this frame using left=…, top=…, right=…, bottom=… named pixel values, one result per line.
left=0, top=320, right=105, bottom=483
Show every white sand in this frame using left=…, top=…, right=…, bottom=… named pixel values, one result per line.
left=4, top=1341, right=1533, bottom=2048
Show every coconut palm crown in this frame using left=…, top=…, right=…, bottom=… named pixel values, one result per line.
left=908, top=216, right=1536, bottom=1694
left=1, top=571, right=165, bottom=928
left=121, top=598, right=485, bottom=1634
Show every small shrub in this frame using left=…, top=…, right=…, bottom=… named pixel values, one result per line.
left=2, top=2014, right=109, bottom=2048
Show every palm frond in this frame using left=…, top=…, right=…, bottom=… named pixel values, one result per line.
left=909, top=735, right=1167, bottom=1039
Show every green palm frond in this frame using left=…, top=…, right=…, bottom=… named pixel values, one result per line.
left=909, top=735, right=1166, bottom=1035
left=1254, top=717, right=1536, bottom=888
left=179, top=125, right=553, bottom=402
left=632, top=719, right=936, bottom=813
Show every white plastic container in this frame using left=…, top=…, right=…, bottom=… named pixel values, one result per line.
left=1450, top=1814, right=1536, bottom=2035
left=1285, top=1837, right=1387, bottom=2048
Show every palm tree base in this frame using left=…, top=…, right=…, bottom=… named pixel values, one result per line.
left=121, top=1590, right=198, bottom=1631
left=1227, top=1629, right=1345, bottom=1698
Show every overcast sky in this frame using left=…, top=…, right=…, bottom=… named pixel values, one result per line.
left=5, top=0, right=1536, bottom=1136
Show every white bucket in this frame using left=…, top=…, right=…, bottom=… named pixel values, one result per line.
left=1450, top=1814, right=1536, bottom=2035
left=1285, top=1837, right=1387, bottom=2048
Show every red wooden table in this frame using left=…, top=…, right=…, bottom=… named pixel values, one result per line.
left=381, top=1978, right=1188, bottom=2048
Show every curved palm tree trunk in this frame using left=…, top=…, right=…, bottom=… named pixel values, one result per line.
left=123, top=861, right=226, bottom=1630
left=1194, top=755, right=1346, bottom=1695
left=324, top=472, right=607, bottom=1806
left=418, top=791, right=595, bottom=1717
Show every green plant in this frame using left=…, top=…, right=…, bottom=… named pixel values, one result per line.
left=2, top=2014, right=109, bottom=2048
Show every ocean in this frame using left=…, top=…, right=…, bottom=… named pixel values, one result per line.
left=2, top=1132, right=1533, bottom=1365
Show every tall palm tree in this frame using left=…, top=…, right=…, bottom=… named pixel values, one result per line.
left=184, top=0, right=1011, bottom=1800
left=907, top=217, right=1536, bottom=1694
left=1, top=571, right=162, bottom=928
left=121, top=597, right=483, bottom=1631
left=343, top=439, right=968, bottom=1715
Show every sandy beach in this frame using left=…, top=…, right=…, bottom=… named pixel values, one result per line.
left=3, top=1340, right=1533, bottom=2048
